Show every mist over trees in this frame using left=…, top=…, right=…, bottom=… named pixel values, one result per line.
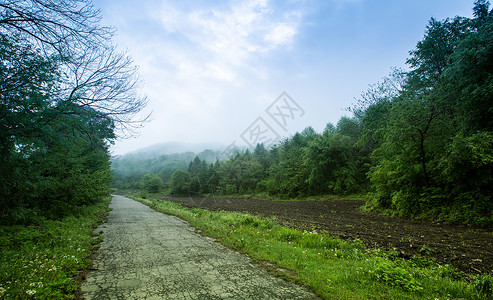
left=118, top=1, right=492, bottom=226
left=111, top=147, right=228, bottom=192
left=0, top=0, right=147, bottom=224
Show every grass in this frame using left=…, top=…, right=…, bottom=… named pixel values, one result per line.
left=132, top=195, right=492, bottom=300
left=0, top=197, right=110, bottom=299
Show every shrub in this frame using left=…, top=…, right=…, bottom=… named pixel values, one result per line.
left=369, top=261, right=423, bottom=292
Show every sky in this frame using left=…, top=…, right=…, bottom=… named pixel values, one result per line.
left=92, top=0, right=474, bottom=156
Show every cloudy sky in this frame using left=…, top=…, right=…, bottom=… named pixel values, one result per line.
left=92, top=0, right=474, bottom=155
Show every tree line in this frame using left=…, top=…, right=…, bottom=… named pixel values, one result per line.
left=154, top=1, right=492, bottom=225
left=0, top=0, right=147, bottom=224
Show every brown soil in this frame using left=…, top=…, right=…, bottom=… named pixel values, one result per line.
left=158, top=195, right=492, bottom=275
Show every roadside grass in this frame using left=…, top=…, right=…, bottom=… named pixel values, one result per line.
left=0, top=197, right=110, bottom=299
left=133, top=195, right=492, bottom=300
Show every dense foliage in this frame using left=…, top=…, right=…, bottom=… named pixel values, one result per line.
left=162, top=123, right=369, bottom=199
left=365, top=1, right=493, bottom=225
left=0, top=0, right=146, bottom=224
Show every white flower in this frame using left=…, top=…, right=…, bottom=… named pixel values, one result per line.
left=26, top=289, right=36, bottom=295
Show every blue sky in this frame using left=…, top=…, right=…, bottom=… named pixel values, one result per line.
left=92, top=0, right=474, bottom=155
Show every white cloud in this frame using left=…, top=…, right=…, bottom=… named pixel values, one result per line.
left=150, top=0, right=303, bottom=80
left=104, top=0, right=312, bottom=154
left=264, top=23, right=296, bottom=46
left=203, top=63, right=236, bottom=82
left=96, top=0, right=474, bottom=156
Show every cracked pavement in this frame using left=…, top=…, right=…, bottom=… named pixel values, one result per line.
left=80, top=195, right=318, bottom=299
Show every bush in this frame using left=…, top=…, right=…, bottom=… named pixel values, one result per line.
left=369, top=261, right=423, bottom=292
left=139, top=173, right=163, bottom=193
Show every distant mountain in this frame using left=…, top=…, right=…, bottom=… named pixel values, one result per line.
left=111, top=141, right=243, bottom=189
left=117, top=142, right=227, bottom=160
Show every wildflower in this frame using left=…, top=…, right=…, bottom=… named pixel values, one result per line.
left=26, top=290, right=36, bottom=295
left=0, top=286, right=6, bottom=296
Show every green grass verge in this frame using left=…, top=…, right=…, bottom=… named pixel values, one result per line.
left=133, top=195, right=492, bottom=300
left=0, top=197, right=111, bottom=299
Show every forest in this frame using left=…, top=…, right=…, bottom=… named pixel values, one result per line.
left=0, top=0, right=146, bottom=224
left=114, top=1, right=493, bottom=226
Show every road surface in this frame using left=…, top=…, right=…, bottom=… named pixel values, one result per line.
left=81, top=195, right=318, bottom=299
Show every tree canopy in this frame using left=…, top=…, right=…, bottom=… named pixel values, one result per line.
left=0, top=0, right=147, bottom=224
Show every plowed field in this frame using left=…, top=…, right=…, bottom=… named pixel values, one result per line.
left=158, top=196, right=492, bottom=274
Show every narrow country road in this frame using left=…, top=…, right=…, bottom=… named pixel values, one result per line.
left=80, top=195, right=318, bottom=299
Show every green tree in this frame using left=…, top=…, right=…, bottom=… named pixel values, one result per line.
left=406, top=16, right=470, bottom=91
left=0, top=0, right=147, bottom=223
left=219, top=151, right=262, bottom=194
left=265, top=133, right=309, bottom=197
left=305, top=131, right=361, bottom=195
left=336, top=117, right=361, bottom=142
left=0, top=36, right=115, bottom=218
left=473, top=0, right=491, bottom=22
left=438, top=10, right=493, bottom=133
left=188, top=156, right=202, bottom=194
left=438, top=132, right=493, bottom=223
left=200, top=161, right=217, bottom=194
left=170, top=169, right=191, bottom=196
left=368, top=94, right=451, bottom=212
left=139, top=173, right=163, bottom=193
left=253, top=143, right=270, bottom=180
left=366, top=1, right=493, bottom=224
left=0, top=35, right=60, bottom=217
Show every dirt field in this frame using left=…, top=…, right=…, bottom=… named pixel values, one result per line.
left=158, top=196, right=492, bottom=274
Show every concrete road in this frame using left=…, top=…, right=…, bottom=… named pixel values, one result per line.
left=81, top=195, right=318, bottom=299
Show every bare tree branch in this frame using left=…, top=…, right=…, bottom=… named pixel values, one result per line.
left=61, top=45, right=150, bottom=137
left=0, top=0, right=112, bottom=55
left=0, top=0, right=150, bottom=138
